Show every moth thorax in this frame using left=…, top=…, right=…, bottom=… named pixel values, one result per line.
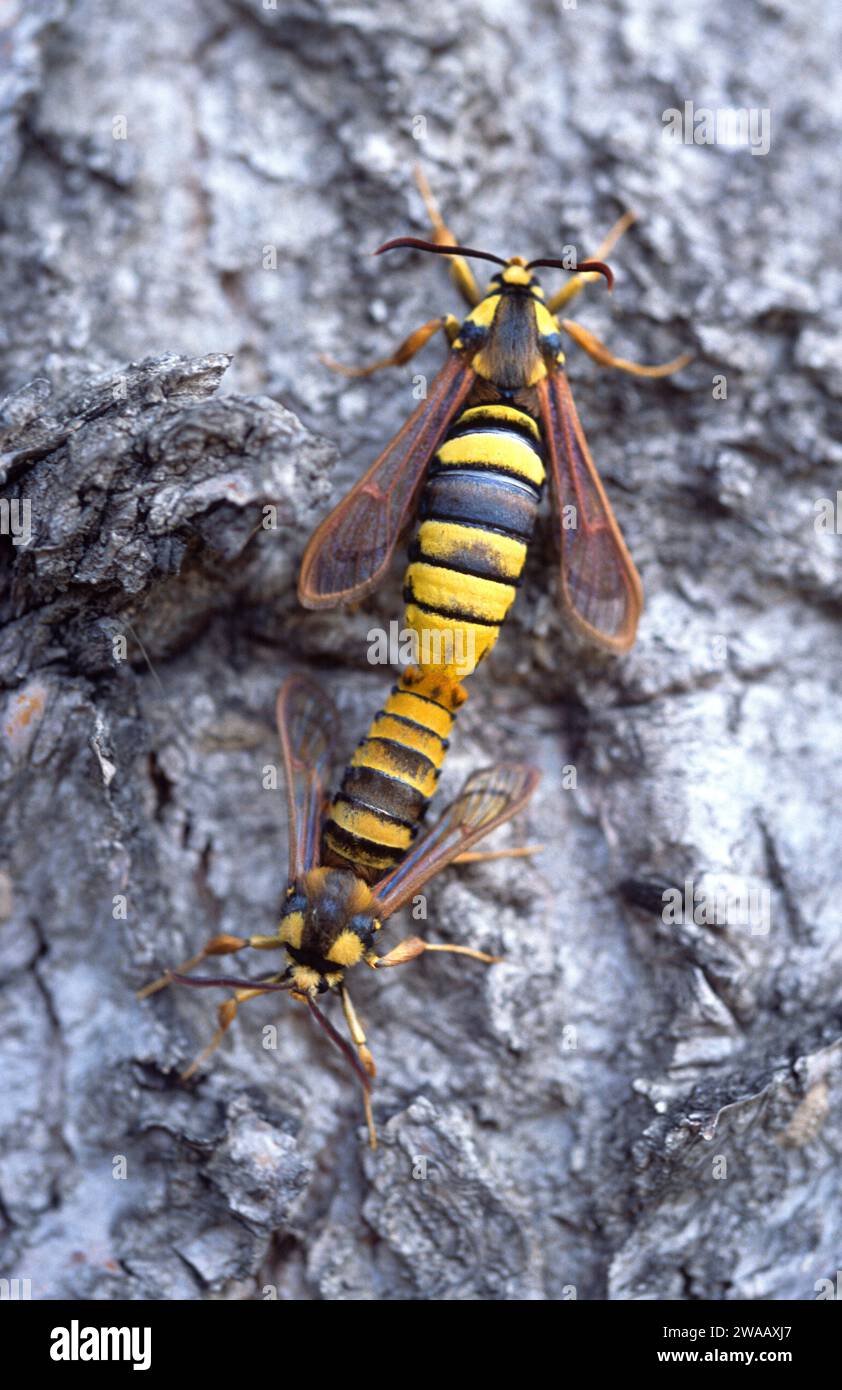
left=303, top=866, right=374, bottom=924
left=280, top=868, right=377, bottom=971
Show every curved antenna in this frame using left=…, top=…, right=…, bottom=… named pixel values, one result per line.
left=374, top=236, right=508, bottom=268
left=166, top=969, right=367, bottom=1088
left=306, top=996, right=372, bottom=1092
left=374, top=238, right=615, bottom=290
left=168, top=972, right=295, bottom=992
left=527, top=256, right=614, bottom=290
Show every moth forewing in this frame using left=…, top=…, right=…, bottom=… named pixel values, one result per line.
left=298, top=353, right=475, bottom=607
left=276, top=675, right=338, bottom=880
left=372, top=762, right=540, bottom=918
left=538, top=370, right=643, bottom=653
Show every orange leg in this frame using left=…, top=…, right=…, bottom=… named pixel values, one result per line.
left=414, top=165, right=482, bottom=307
left=546, top=210, right=638, bottom=314
left=340, top=985, right=377, bottom=1150
left=181, top=984, right=279, bottom=1080
left=372, top=937, right=501, bottom=969
left=454, top=843, right=543, bottom=865
left=320, top=316, right=448, bottom=378
left=137, top=931, right=281, bottom=1000
left=560, top=318, right=692, bottom=377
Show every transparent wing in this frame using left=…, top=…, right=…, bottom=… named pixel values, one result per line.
left=298, top=352, right=475, bottom=607
left=538, top=369, right=643, bottom=652
left=276, top=675, right=338, bottom=881
left=372, top=763, right=540, bottom=918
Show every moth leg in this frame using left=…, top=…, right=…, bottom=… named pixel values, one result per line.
left=320, top=316, right=446, bottom=378
left=181, top=984, right=276, bottom=1080
left=372, top=937, right=502, bottom=969
left=561, top=318, right=692, bottom=378
left=453, top=843, right=543, bottom=865
left=340, top=985, right=377, bottom=1149
left=340, top=985, right=376, bottom=1079
left=137, top=932, right=280, bottom=1000
left=414, top=164, right=482, bottom=307
left=546, top=211, right=637, bottom=314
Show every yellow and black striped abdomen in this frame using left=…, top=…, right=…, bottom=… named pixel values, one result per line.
left=322, top=667, right=466, bottom=882
left=403, top=404, right=545, bottom=680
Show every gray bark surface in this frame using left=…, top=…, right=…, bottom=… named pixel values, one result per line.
left=0, top=0, right=840, bottom=1301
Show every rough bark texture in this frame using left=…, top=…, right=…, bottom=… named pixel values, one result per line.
left=1, top=0, right=841, bottom=1302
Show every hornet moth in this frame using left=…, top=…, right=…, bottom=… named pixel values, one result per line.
left=300, top=169, right=691, bottom=664
left=139, top=674, right=539, bottom=1148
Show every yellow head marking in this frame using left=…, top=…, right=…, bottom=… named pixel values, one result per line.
left=291, top=965, right=321, bottom=994
left=501, top=264, right=531, bottom=287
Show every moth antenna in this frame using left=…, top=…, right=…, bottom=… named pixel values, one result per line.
left=306, top=995, right=372, bottom=1093
left=526, top=256, right=614, bottom=290
left=167, top=972, right=294, bottom=992
left=374, top=236, right=508, bottom=268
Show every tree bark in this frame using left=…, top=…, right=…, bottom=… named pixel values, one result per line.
left=1, top=0, right=840, bottom=1301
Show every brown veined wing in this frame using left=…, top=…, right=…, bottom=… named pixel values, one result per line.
left=276, top=675, right=338, bottom=881
left=298, top=352, right=475, bottom=608
left=537, top=368, right=643, bottom=652
left=372, top=762, right=540, bottom=918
